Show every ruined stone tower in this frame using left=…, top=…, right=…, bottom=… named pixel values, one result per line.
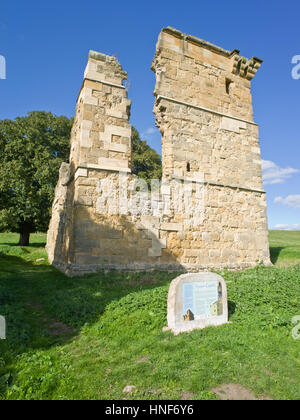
left=46, top=27, right=270, bottom=276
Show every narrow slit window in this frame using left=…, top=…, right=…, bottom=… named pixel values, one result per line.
left=226, top=79, right=232, bottom=94
left=187, top=162, right=191, bottom=172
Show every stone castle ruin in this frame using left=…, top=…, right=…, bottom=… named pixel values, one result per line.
left=46, top=27, right=271, bottom=276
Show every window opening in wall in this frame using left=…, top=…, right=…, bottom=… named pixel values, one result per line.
left=226, top=78, right=232, bottom=94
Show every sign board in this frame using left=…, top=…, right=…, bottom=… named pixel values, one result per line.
left=165, top=273, right=228, bottom=334
left=0, top=315, right=5, bottom=339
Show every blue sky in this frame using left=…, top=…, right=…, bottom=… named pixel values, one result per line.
left=1, top=0, right=299, bottom=229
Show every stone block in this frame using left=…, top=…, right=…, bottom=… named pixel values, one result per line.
left=75, top=196, right=93, bottom=206
left=160, top=222, right=183, bottom=231
left=75, top=168, right=88, bottom=180
left=148, top=247, right=162, bottom=257
left=141, top=215, right=160, bottom=228
left=103, top=142, right=127, bottom=153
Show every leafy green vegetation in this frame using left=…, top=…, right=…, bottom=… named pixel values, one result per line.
left=0, top=112, right=73, bottom=245
left=132, top=127, right=162, bottom=187
left=0, top=231, right=299, bottom=400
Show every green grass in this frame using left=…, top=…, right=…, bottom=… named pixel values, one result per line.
left=269, top=230, right=300, bottom=266
left=0, top=231, right=299, bottom=400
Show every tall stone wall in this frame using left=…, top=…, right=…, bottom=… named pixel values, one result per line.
left=152, top=27, right=263, bottom=188
left=46, top=28, right=271, bottom=276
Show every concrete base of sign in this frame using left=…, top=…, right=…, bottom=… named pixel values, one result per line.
left=165, top=273, right=228, bottom=335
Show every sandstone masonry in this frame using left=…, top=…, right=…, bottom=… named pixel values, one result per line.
left=46, top=27, right=271, bottom=276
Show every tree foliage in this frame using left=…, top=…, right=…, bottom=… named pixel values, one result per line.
left=0, top=111, right=72, bottom=245
left=131, top=127, right=162, bottom=186
left=0, top=116, right=161, bottom=245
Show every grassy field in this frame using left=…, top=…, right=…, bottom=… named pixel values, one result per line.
left=269, top=230, right=300, bottom=266
left=0, top=231, right=299, bottom=400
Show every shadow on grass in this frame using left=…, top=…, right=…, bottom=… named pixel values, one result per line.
left=0, top=252, right=176, bottom=359
left=269, top=247, right=284, bottom=264
left=228, top=301, right=236, bottom=319
left=1, top=242, right=46, bottom=248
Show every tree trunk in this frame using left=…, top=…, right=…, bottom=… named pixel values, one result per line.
left=18, top=224, right=31, bottom=246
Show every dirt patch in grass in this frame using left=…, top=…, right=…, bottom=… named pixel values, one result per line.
left=48, top=321, right=73, bottom=336
left=263, top=369, right=273, bottom=376
left=211, top=384, right=272, bottom=400
left=27, top=301, right=73, bottom=336
left=27, top=302, right=43, bottom=311
left=180, top=391, right=195, bottom=400
left=136, top=356, right=148, bottom=364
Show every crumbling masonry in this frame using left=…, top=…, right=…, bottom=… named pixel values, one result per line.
left=46, top=27, right=271, bottom=276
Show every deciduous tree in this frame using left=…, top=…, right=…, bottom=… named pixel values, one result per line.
left=0, top=111, right=72, bottom=245
left=131, top=127, right=162, bottom=186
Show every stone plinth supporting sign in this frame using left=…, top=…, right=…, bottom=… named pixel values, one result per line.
left=165, top=273, right=228, bottom=335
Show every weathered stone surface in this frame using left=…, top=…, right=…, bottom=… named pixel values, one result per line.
left=46, top=27, right=270, bottom=276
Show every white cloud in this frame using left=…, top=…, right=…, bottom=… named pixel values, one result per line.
left=141, top=127, right=157, bottom=137
left=274, top=195, right=300, bottom=208
left=273, top=223, right=300, bottom=230
left=261, top=160, right=299, bottom=185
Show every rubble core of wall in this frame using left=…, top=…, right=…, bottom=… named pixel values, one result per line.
left=46, top=28, right=271, bottom=276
